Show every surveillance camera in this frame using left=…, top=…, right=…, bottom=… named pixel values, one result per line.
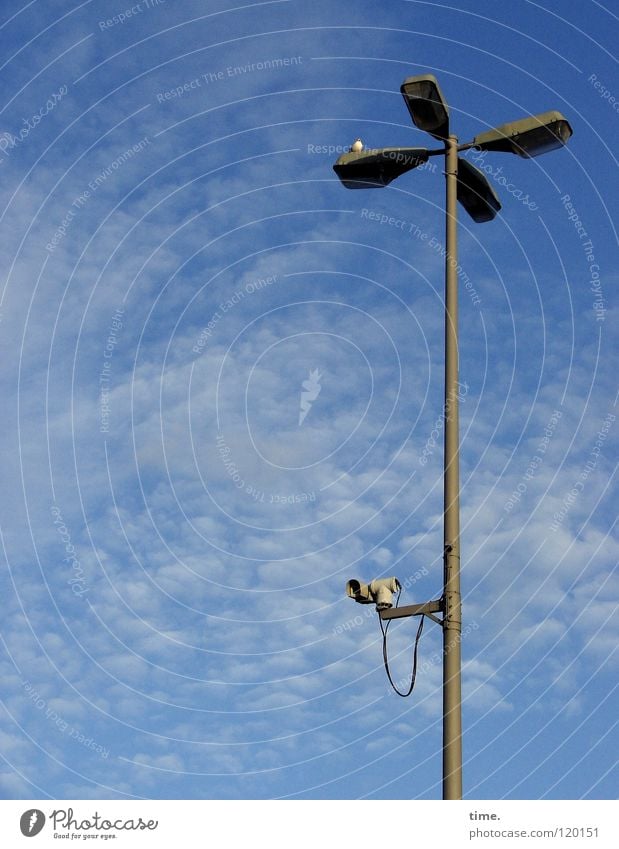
left=346, top=579, right=373, bottom=604
left=346, top=577, right=401, bottom=610
left=370, top=577, right=401, bottom=610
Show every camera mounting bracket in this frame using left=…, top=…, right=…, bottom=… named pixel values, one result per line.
left=379, top=598, right=444, bottom=627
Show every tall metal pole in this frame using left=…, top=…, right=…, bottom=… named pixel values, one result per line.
left=442, top=134, right=463, bottom=800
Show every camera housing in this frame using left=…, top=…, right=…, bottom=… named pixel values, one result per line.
left=346, top=577, right=401, bottom=610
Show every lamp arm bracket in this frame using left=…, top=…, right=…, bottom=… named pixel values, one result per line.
left=456, top=140, right=478, bottom=153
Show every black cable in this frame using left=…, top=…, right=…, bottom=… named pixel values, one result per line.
left=380, top=605, right=425, bottom=698
left=379, top=584, right=401, bottom=643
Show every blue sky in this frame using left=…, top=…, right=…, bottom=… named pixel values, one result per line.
left=0, top=0, right=617, bottom=800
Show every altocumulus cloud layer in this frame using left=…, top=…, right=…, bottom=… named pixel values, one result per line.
left=0, top=0, right=617, bottom=800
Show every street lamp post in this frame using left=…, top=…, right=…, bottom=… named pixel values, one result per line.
left=335, top=74, right=572, bottom=800
left=442, top=131, right=462, bottom=800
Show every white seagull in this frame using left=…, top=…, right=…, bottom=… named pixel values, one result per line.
left=350, top=138, right=363, bottom=152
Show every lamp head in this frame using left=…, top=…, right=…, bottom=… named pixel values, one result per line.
left=333, top=147, right=429, bottom=189
left=473, top=110, right=572, bottom=158
left=400, top=74, right=450, bottom=140
left=456, top=157, right=501, bottom=222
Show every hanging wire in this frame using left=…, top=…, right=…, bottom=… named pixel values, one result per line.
left=379, top=589, right=426, bottom=697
